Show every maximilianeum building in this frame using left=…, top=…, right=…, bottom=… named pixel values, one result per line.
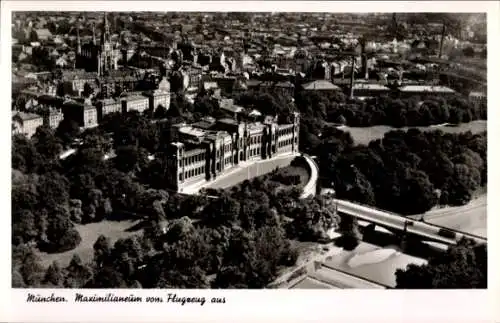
left=165, top=112, right=300, bottom=192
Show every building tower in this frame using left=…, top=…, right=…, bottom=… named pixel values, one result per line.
left=76, top=26, right=81, bottom=55
left=92, top=23, right=96, bottom=45
left=98, top=12, right=116, bottom=76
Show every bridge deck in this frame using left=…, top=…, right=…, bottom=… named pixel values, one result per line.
left=335, top=199, right=487, bottom=245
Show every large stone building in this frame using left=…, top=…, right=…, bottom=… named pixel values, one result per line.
left=61, top=99, right=98, bottom=129
left=12, top=112, right=44, bottom=138
left=121, top=94, right=149, bottom=114
left=96, top=97, right=122, bottom=122
left=165, top=112, right=300, bottom=192
left=144, top=76, right=171, bottom=112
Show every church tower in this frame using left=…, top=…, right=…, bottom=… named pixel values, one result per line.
left=99, top=12, right=116, bottom=75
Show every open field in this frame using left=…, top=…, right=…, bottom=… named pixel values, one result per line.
left=339, top=120, right=487, bottom=145
left=37, top=219, right=142, bottom=268
left=421, top=194, right=487, bottom=237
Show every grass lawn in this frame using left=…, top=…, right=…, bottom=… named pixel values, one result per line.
left=37, top=219, right=143, bottom=268
left=340, top=120, right=487, bottom=146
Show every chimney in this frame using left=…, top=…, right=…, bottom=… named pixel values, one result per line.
left=349, top=56, right=355, bottom=99
left=439, top=23, right=446, bottom=59
left=360, top=38, right=368, bottom=80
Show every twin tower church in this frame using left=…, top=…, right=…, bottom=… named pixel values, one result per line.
left=75, top=13, right=120, bottom=75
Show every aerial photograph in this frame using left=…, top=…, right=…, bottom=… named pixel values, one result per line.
left=11, top=11, right=487, bottom=289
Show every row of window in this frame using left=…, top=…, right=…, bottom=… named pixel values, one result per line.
left=278, top=127, right=294, bottom=137
left=249, top=135, right=262, bottom=145
left=179, top=152, right=206, bottom=167
left=223, top=143, right=233, bottom=153
left=179, top=165, right=205, bottom=181
left=249, top=147, right=261, bottom=157
left=278, top=137, right=297, bottom=148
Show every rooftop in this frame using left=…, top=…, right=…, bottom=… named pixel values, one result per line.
left=13, top=111, right=42, bottom=121
left=179, top=126, right=207, bottom=138
left=302, top=80, right=341, bottom=91
left=353, top=83, right=390, bottom=91
left=399, top=85, right=455, bottom=93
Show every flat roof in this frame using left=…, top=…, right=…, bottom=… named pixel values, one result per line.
left=217, top=118, right=239, bottom=126
left=13, top=111, right=42, bottom=121
left=399, top=85, right=455, bottom=93
left=179, top=126, right=206, bottom=138
left=353, top=83, right=390, bottom=91
left=122, top=95, right=148, bottom=101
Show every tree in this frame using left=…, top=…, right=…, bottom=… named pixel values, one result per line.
left=114, top=145, right=140, bottom=173
left=33, top=126, right=63, bottom=160
left=83, top=82, right=94, bottom=98
left=37, top=172, right=70, bottom=209
left=12, top=209, right=38, bottom=245
left=44, top=206, right=81, bottom=253
left=29, top=29, right=39, bottom=42
left=12, top=245, right=45, bottom=288
left=336, top=214, right=362, bottom=250
left=12, top=135, right=43, bottom=173
left=399, top=170, right=437, bottom=215
left=44, top=261, right=65, bottom=287
left=463, top=46, right=475, bottom=57
left=201, top=193, right=240, bottom=227
left=153, top=104, right=168, bottom=119
left=64, top=254, right=93, bottom=288
left=395, top=239, right=486, bottom=288
left=288, top=198, right=340, bottom=241
left=93, top=235, right=111, bottom=268
left=56, top=118, right=81, bottom=146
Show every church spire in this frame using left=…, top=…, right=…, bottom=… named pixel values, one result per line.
left=102, top=12, right=111, bottom=45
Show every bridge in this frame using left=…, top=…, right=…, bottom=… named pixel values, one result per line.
left=183, top=152, right=486, bottom=246
left=333, top=199, right=487, bottom=246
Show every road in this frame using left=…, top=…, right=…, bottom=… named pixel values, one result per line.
left=202, top=154, right=298, bottom=190
left=334, top=199, right=487, bottom=245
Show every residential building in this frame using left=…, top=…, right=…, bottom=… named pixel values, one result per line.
left=84, top=105, right=99, bottom=129
left=43, top=108, right=64, bottom=129
left=144, top=76, right=171, bottom=111
left=96, top=98, right=121, bottom=122
left=12, top=111, right=44, bottom=138
left=121, top=94, right=149, bottom=113
left=469, top=91, right=486, bottom=105
left=61, top=99, right=98, bottom=129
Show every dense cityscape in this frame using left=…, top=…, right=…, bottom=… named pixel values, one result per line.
left=11, top=12, right=487, bottom=289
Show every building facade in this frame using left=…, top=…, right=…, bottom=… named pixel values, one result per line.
left=96, top=98, right=122, bottom=122
left=43, top=108, right=64, bottom=129
left=165, top=112, right=300, bottom=192
left=12, top=112, right=44, bottom=138
left=121, top=95, right=149, bottom=113
left=144, top=76, right=171, bottom=111
left=83, top=105, right=99, bottom=128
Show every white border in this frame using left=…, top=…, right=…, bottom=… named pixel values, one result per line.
left=1, top=1, right=499, bottom=323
